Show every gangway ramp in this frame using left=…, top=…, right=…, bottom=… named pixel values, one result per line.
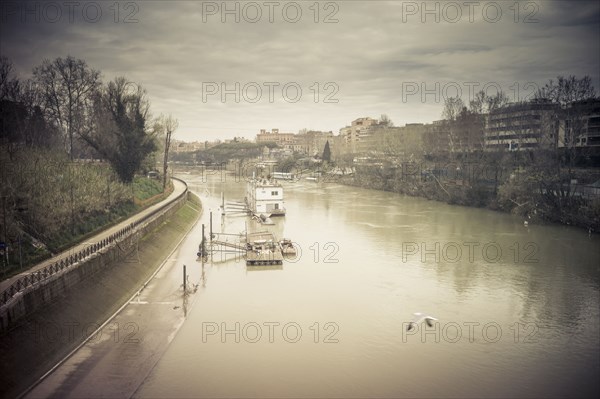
left=211, top=240, right=245, bottom=252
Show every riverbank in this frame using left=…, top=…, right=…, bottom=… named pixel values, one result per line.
left=333, top=171, right=600, bottom=232
left=0, top=192, right=201, bottom=399
left=1, top=176, right=174, bottom=281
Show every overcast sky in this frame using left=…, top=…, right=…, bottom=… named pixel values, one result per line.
left=1, top=0, right=599, bottom=141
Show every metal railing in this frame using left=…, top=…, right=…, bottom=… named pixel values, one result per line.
left=0, top=178, right=188, bottom=307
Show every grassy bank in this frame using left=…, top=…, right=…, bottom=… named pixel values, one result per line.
left=0, top=193, right=201, bottom=399
left=1, top=175, right=171, bottom=280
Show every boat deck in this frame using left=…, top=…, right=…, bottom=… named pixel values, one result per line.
left=246, top=249, right=284, bottom=265
left=245, top=232, right=284, bottom=265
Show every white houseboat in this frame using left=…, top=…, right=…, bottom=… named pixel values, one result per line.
left=245, top=178, right=286, bottom=217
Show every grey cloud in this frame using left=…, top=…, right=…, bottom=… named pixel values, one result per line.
left=0, top=0, right=598, bottom=140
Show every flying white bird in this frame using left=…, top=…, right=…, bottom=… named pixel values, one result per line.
left=407, top=312, right=438, bottom=332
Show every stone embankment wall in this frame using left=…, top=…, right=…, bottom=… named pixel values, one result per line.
left=0, top=179, right=189, bottom=331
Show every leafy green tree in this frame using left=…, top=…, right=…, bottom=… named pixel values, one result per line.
left=82, top=77, right=157, bottom=183
left=278, top=156, right=297, bottom=173
left=322, top=140, right=331, bottom=163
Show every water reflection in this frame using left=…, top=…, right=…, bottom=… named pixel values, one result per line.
left=135, top=172, right=599, bottom=398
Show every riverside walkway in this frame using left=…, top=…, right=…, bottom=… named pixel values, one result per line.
left=0, top=179, right=188, bottom=295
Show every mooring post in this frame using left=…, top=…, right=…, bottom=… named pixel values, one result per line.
left=183, top=264, right=187, bottom=292
left=221, top=192, right=225, bottom=215
left=201, top=224, right=206, bottom=257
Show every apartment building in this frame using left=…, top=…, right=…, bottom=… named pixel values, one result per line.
left=558, top=99, right=600, bottom=148
left=339, top=117, right=380, bottom=153
left=256, top=128, right=296, bottom=151
left=484, top=100, right=559, bottom=151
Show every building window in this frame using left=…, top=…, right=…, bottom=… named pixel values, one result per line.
left=271, top=191, right=278, bottom=196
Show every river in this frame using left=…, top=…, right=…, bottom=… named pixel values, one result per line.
left=135, top=170, right=599, bottom=398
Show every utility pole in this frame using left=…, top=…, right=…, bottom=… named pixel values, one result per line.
left=202, top=224, right=206, bottom=257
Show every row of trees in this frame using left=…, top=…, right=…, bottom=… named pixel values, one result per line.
left=1, top=55, right=179, bottom=266
left=339, top=77, right=599, bottom=229
left=1, top=55, right=178, bottom=183
left=192, top=141, right=279, bottom=165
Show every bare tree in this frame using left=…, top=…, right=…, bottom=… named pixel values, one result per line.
left=535, top=76, right=597, bottom=153
left=0, top=56, right=20, bottom=101
left=466, top=91, right=510, bottom=192
left=1, top=58, right=58, bottom=156
left=33, top=56, right=101, bottom=159
left=469, top=90, right=509, bottom=115
left=485, top=91, right=509, bottom=113
left=497, top=75, right=600, bottom=225
left=441, top=96, right=465, bottom=154
left=161, top=114, right=178, bottom=190
left=379, top=114, right=394, bottom=128
left=536, top=75, right=596, bottom=106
